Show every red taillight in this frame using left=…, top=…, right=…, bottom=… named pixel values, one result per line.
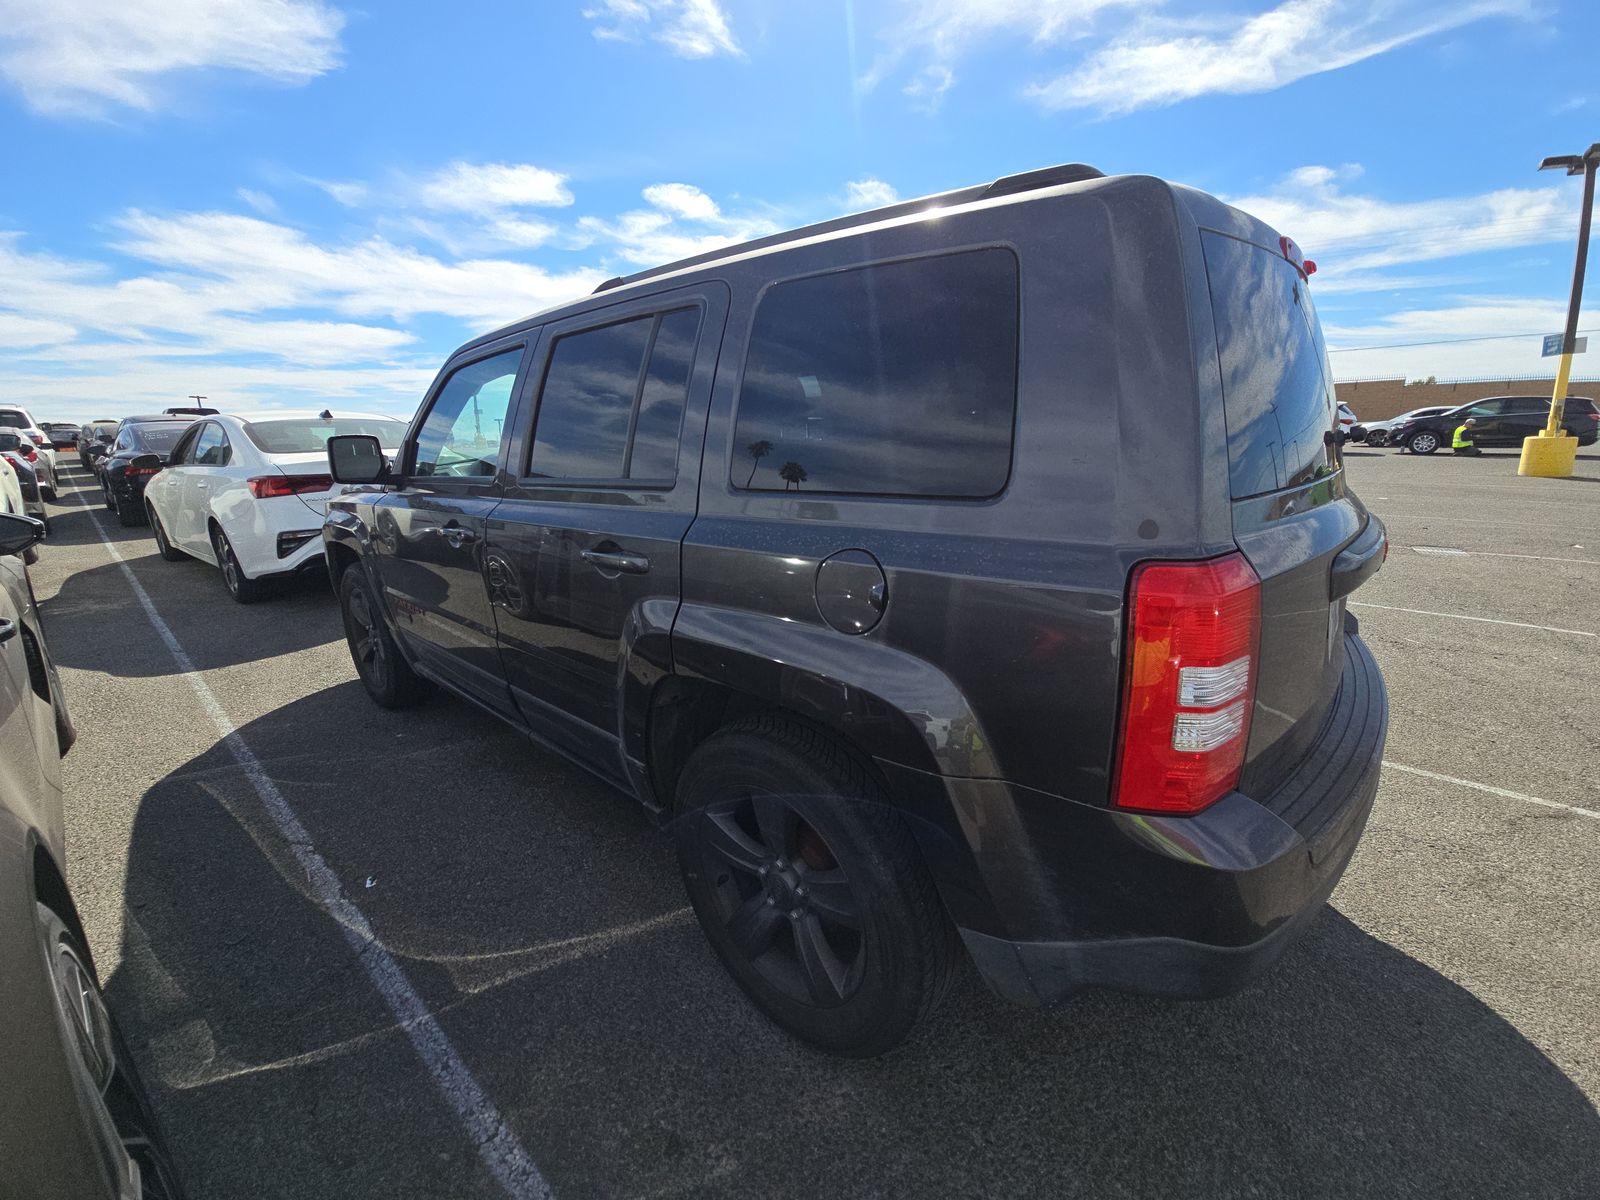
left=124, top=465, right=159, bottom=478
left=20, top=446, right=37, bottom=462
left=247, top=474, right=333, bottom=499
left=1112, top=552, right=1261, bottom=815
left=27, top=432, right=46, bottom=446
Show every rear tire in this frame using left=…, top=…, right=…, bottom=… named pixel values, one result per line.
left=114, top=492, right=145, bottom=528
left=209, top=525, right=264, bottom=603
left=338, top=564, right=431, bottom=708
left=35, top=904, right=188, bottom=1200
left=149, top=509, right=185, bottom=562
left=1407, top=430, right=1441, bottom=455
left=673, top=716, right=957, bottom=1057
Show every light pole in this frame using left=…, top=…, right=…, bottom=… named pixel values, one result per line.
left=1520, top=142, right=1600, bottom=478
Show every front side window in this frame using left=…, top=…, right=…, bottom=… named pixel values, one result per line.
left=732, top=249, right=1019, bottom=497
left=412, top=348, right=523, bottom=478
left=527, top=307, right=702, bottom=482
left=192, top=424, right=229, bottom=466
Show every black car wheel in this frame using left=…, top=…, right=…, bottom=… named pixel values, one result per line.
left=149, top=509, right=185, bottom=562
left=209, top=526, right=263, bottom=603
left=36, top=904, right=188, bottom=1200
left=674, top=716, right=957, bottom=1057
left=113, top=490, right=145, bottom=528
left=338, top=564, right=431, bottom=707
left=1408, top=430, right=1441, bottom=455
left=102, top=482, right=115, bottom=513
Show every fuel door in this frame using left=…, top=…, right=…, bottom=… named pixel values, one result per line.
left=815, top=549, right=887, bottom=635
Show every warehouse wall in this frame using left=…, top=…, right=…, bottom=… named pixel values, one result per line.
left=1335, top=378, right=1600, bottom=422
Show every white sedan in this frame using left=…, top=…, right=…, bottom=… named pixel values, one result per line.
left=143, top=410, right=407, bottom=603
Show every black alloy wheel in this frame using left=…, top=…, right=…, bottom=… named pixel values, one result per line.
left=208, top=526, right=262, bottom=603
left=675, top=716, right=957, bottom=1056
left=149, top=509, right=184, bottom=562
left=337, top=565, right=430, bottom=708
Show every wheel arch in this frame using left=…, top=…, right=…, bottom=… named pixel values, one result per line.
left=31, top=840, right=97, bottom=982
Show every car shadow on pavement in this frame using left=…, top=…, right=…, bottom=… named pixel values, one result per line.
left=106, top=683, right=1600, bottom=1200
left=39, top=500, right=341, bottom=677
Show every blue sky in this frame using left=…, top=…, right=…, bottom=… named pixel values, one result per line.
left=2, top=0, right=1597, bottom=422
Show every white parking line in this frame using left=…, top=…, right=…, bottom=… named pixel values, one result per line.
left=1413, top=546, right=1599, bottom=566
left=1383, top=761, right=1600, bottom=822
left=1349, top=601, right=1594, bottom=637
left=70, top=492, right=552, bottom=1200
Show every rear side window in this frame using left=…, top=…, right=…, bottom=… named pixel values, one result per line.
left=1203, top=232, right=1338, bottom=499
left=527, top=307, right=701, bottom=482
left=732, top=249, right=1019, bottom=497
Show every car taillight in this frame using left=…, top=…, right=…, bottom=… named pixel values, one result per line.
left=1112, top=552, right=1261, bottom=815
left=20, top=446, right=37, bottom=462
left=248, top=474, right=333, bottom=499
left=27, top=432, right=46, bottom=446
left=124, top=465, right=159, bottom=478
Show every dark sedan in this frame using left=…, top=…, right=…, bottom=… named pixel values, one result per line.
left=1395, top=395, right=1600, bottom=454
left=100, top=417, right=195, bottom=527
left=0, top=510, right=185, bottom=1198
left=77, top=421, right=119, bottom=470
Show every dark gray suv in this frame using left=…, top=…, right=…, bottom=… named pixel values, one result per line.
left=322, top=163, right=1389, bottom=1055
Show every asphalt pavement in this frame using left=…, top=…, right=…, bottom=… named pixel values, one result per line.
left=33, top=449, right=1600, bottom=1199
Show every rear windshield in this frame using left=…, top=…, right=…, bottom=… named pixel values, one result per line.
left=0, top=409, right=33, bottom=429
left=129, top=423, right=192, bottom=452
left=244, top=417, right=405, bottom=454
left=1202, top=232, right=1339, bottom=499
left=0, top=433, right=24, bottom=451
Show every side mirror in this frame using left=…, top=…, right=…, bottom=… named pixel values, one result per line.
left=0, top=511, right=46, bottom=556
left=327, top=435, right=390, bottom=485
left=131, top=453, right=163, bottom=471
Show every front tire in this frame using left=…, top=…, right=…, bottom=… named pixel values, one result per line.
left=1408, top=430, right=1441, bottom=455
left=209, top=525, right=263, bottom=603
left=674, top=716, right=957, bottom=1057
left=338, top=564, right=431, bottom=708
left=149, top=509, right=185, bottom=562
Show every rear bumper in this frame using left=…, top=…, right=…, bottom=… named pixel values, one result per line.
left=888, top=626, right=1387, bottom=1007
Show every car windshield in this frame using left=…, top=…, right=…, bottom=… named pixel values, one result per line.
left=244, top=417, right=406, bottom=454
left=128, top=423, right=192, bottom=452
left=0, top=433, right=24, bottom=451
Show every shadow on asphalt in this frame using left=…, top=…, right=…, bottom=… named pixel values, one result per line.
left=105, top=682, right=1600, bottom=1200
left=40, top=481, right=340, bottom=676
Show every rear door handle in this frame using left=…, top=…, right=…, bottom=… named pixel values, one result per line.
left=439, top=526, right=477, bottom=548
left=0, top=619, right=16, bottom=644
left=581, top=548, right=651, bottom=575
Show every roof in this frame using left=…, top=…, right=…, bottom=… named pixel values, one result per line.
left=221, top=409, right=407, bottom=423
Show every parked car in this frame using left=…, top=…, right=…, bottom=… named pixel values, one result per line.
left=1394, top=395, right=1600, bottom=454
left=42, top=422, right=81, bottom=451
left=142, top=410, right=406, bottom=602
left=1360, top=405, right=1455, bottom=447
left=0, top=428, right=57, bottom=501
left=0, top=450, right=51, bottom=537
left=0, top=456, right=41, bottom=565
left=0, top=510, right=185, bottom=1198
left=321, top=163, right=1390, bottom=1055
left=0, top=407, right=58, bottom=480
left=98, top=417, right=197, bottom=526
left=77, top=422, right=119, bottom=470
left=1336, top=401, right=1359, bottom=437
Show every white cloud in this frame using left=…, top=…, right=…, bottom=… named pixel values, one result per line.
left=418, top=161, right=574, bottom=214
left=583, top=0, right=743, bottom=59
left=861, top=0, right=1145, bottom=102
left=0, top=312, right=77, bottom=348
left=236, top=187, right=279, bottom=215
left=309, top=177, right=369, bottom=207
left=1030, top=0, right=1530, bottom=115
left=842, top=179, right=899, bottom=211
left=1322, top=298, right=1588, bottom=380
left=576, top=182, right=778, bottom=267
left=0, top=0, right=344, bottom=116
left=1223, top=164, right=1574, bottom=274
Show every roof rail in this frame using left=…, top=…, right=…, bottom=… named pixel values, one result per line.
left=592, top=161, right=1105, bottom=294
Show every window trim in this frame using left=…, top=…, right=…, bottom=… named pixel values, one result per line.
left=168, top=426, right=202, bottom=466
left=401, top=340, right=529, bottom=487
left=726, top=243, right=1022, bottom=501
left=516, top=300, right=707, bottom=491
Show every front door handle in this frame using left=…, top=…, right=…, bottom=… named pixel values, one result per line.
left=581, top=548, right=651, bottom=575
left=440, top=526, right=478, bottom=549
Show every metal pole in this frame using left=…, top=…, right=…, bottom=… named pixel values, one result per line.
left=1547, top=158, right=1597, bottom=436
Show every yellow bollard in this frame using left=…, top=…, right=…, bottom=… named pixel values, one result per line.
left=1520, top=349, right=1580, bottom=477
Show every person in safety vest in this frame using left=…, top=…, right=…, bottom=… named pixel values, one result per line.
left=1452, top=418, right=1481, bottom=455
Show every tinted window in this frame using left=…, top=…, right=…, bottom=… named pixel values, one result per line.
left=413, top=348, right=522, bottom=478
left=1203, top=232, right=1338, bottom=499
left=733, top=250, right=1018, bottom=497
left=128, top=423, right=190, bottom=453
left=0, top=409, right=32, bottom=428
left=529, top=318, right=652, bottom=479
left=0, top=433, right=23, bottom=452
left=192, top=424, right=229, bottom=466
left=245, top=417, right=406, bottom=454
left=628, top=309, right=699, bottom=480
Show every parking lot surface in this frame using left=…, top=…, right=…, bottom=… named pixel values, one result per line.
left=36, top=450, right=1600, bottom=1199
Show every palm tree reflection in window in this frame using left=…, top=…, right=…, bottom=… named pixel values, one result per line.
left=745, top=439, right=772, bottom=486
left=779, top=461, right=808, bottom=491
